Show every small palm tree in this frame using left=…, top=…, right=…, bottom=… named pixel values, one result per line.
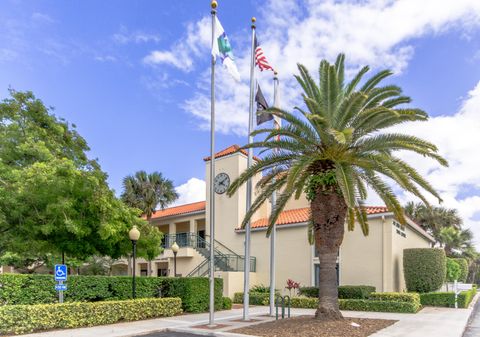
left=405, top=202, right=462, bottom=242
left=227, top=54, right=447, bottom=320
left=121, top=171, right=178, bottom=220
left=439, top=227, right=474, bottom=256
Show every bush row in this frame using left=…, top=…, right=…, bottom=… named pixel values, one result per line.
left=0, top=297, right=182, bottom=335
left=0, top=274, right=223, bottom=313
left=233, top=292, right=270, bottom=305
left=298, top=285, right=376, bottom=299
left=287, top=296, right=418, bottom=313
left=420, top=286, right=477, bottom=308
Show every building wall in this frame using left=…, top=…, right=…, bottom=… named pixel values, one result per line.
left=390, top=218, right=432, bottom=292
left=339, top=217, right=385, bottom=291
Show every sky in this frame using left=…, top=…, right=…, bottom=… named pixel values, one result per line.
left=1, top=0, right=480, bottom=246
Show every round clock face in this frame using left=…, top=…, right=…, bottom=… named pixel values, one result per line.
left=214, top=172, right=230, bottom=194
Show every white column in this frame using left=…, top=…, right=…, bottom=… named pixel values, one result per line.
left=189, top=219, right=196, bottom=234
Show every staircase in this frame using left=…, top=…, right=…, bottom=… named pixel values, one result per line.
left=162, top=232, right=256, bottom=277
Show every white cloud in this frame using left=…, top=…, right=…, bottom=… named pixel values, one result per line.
left=143, top=16, right=211, bottom=72
left=31, top=12, right=54, bottom=24
left=94, top=55, right=117, bottom=62
left=173, top=178, right=206, bottom=206
left=113, top=26, right=161, bottom=44
left=162, top=0, right=480, bottom=136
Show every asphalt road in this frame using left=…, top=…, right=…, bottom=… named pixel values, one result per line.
left=463, top=297, right=480, bottom=337
left=138, top=332, right=203, bottom=337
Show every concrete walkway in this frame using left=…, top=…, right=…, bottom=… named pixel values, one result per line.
left=21, top=298, right=478, bottom=337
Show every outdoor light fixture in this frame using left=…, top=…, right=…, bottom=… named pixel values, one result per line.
left=171, top=242, right=179, bottom=277
left=129, top=225, right=140, bottom=299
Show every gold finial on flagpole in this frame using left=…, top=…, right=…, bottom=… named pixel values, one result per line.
left=211, top=0, right=218, bottom=9
left=251, top=17, right=256, bottom=29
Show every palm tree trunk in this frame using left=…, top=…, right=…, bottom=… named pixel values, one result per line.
left=311, top=190, right=347, bottom=320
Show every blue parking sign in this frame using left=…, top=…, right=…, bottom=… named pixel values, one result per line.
left=55, top=284, right=67, bottom=291
left=54, top=264, right=67, bottom=281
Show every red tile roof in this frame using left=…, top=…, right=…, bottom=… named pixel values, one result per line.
left=247, top=206, right=390, bottom=229
left=203, top=145, right=260, bottom=162
left=150, top=201, right=206, bottom=220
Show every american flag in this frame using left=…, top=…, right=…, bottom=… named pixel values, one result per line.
left=254, top=35, right=274, bottom=72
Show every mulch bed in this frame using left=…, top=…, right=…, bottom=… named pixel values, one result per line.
left=232, top=316, right=397, bottom=337
left=190, top=323, right=230, bottom=330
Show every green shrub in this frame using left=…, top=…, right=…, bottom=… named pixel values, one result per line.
left=420, top=287, right=477, bottom=308
left=338, top=285, right=376, bottom=299
left=162, top=277, right=223, bottom=313
left=452, top=258, right=469, bottom=283
left=298, top=287, right=318, bottom=298
left=288, top=296, right=418, bottom=313
left=250, top=284, right=270, bottom=293
left=404, top=248, right=446, bottom=293
left=446, top=258, right=461, bottom=283
left=232, top=292, right=270, bottom=305
left=339, top=299, right=419, bottom=313
left=290, top=296, right=317, bottom=308
left=369, top=292, right=420, bottom=311
left=0, top=297, right=182, bottom=335
left=0, top=274, right=221, bottom=313
left=222, top=297, right=232, bottom=310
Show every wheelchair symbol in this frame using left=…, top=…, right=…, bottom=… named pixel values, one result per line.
left=54, top=265, right=67, bottom=281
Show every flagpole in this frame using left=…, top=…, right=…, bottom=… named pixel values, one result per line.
left=269, top=71, right=279, bottom=316
left=208, top=0, right=217, bottom=327
left=243, top=16, right=256, bottom=321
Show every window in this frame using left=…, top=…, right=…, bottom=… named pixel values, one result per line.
left=314, top=263, right=339, bottom=287
left=393, top=220, right=406, bottom=238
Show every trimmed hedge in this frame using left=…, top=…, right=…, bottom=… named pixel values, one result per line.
left=404, top=248, right=446, bottom=293
left=452, top=258, right=469, bottom=283
left=369, top=292, right=421, bottom=311
left=222, top=296, right=232, bottom=310
left=446, top=258, right=461, bottom=282
left=287, top=296, right=419, bottom=313
left=298, top=285, right=375, bottom=299
left=340, top=299, right=419, bottom=313
left=420, top=286, right=477, bottom=308
left=233, top=292, right=270, bottom=305
left=0, top=274, right=222, bottom=313
left=339, top=285, right=376, bottom=299
left=0, top=297, right=182, bottom=335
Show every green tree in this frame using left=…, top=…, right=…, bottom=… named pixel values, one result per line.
left=404, top=202, right=462, bottom=241
left=446, top=258, right=461, bottom=283
left=136, top=222, right=164, bottom=276
left=228, top=54, right=447, bottom=319
left=121, top=171, right=178, bottom=220
left=439, top=227, right=474, bottom=257
left=0, top=90, right=160, bottom=266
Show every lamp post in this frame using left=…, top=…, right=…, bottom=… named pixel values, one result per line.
left=129, top=225, right=140, bottom=299
left=171, top=242, right=179, bottom=277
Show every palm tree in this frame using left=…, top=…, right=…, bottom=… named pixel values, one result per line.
left=121, top=171, right=178, bottom=220
left=439, top=227, right=474, bottom=256
left=227, top=54, right=447, bottom=320
left=404, top=202, right=462, bottom=242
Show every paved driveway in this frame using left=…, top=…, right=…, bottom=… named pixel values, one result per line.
left=139, top=333, right=202, bottom=337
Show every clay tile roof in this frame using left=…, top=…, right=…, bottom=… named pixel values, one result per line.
left=203, top=145, right=260, bottom=162
left=247, top=206, right=389, bottom=229
left=150, top=201, right=206, bottom=220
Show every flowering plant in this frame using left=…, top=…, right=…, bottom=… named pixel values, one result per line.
left=285, top=279, right=300, bottom=297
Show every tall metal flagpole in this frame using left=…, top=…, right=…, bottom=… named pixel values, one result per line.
left=208, top=0, right=218, bottom=327
left=269, top=71, right=280, bottom=316
left=243, top=17, right=256, bottom=321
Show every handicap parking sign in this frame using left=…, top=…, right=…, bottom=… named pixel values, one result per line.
left=54, top=264, right=67, bottom=281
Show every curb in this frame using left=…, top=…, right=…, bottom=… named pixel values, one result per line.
left=167, top=327, right=255, bottom=337
left=462, top=293, right=480, bottom=337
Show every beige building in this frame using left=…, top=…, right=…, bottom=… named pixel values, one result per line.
left=117, top=145, right=434, bottom=297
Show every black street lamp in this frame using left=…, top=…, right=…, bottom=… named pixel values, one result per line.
left=129, top=225, right=140, bottom=299
left=171, top=242, right=179, bottom=277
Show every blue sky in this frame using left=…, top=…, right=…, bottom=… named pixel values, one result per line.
left=2, top=0, right=480, bottom=244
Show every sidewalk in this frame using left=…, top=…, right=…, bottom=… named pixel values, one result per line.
left=21, top=297, right=478, bottom=337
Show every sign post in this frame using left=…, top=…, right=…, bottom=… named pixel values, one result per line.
left=54, top=264, right=67, bottom=303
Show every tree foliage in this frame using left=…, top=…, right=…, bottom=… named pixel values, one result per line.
left=0, top=90, right=160, bottom=266
left=121, top=171, right=178, bottom=220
